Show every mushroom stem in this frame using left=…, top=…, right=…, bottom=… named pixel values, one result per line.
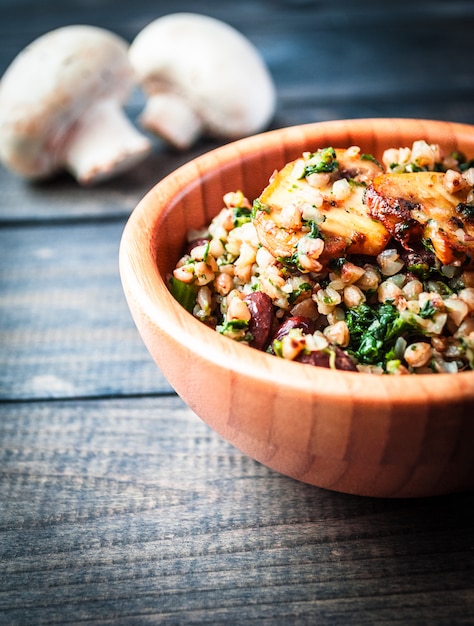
left=63, top=98, right=151, bottom=185
left=139, top=92, right=203, bottom=150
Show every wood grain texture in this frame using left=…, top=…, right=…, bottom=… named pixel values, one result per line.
left=0, top=222, right=170, bottom=400
left=1, top=0, right=474, bottom=623
left=1, top=397, right=474, bottom=625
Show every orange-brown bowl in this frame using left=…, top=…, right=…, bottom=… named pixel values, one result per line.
left=119, top=118, right=474, bottom=498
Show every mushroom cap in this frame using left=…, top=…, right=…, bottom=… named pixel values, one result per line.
left=129, top=13, right=276, bottom=140
left=0, top=25, right=136, bottom=178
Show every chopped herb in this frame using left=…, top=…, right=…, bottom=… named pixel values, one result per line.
left=271, top=338, right=283, bottom=357
left=422, top=237, right=435, bottom=254
left=385, top=359, right=403, bottom=374
left=217, top=319, right=253, bottom=343
left=233, top=206, right=252, bottom=227
left=252, top=198, right=271, bottom=219
left=419, top=300, right=437, bottom=319
left=426, top=280, right=453, bottom=296
left=202, top=240, right=210, bottom=262
left=303, top=219, right=323, bottom=239
left=348, top=178, right=367, bottom=187
left=329, top=257, right=347, bottom=271
left=219, top=319, right=249, bottom=332
left=288, top=282, right=312, bottom=304
left=407, top=262, right=431, bottom=280
left=169, top=276, right=199, bottom=313
left=301, top=147, right=338, bottom=177
left=406, top=163, right=426, bottom=172
left=346, top=302, right=415, bottom=368
left=277, top=250, right=304, bottom=271
left=456, top=203, right=474, bottom=223
left=361, top=153, right=383, bottom=169
left=396, top=221, right=412, bottom=237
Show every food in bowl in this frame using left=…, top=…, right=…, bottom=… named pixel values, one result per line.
left=169, top=140, right=474, bottom=375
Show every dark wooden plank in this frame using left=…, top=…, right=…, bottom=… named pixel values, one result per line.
left=1, top=1, right=474, bottom=223
left=1, top=396, right=474, bottom=625
left=0, top=221, right=170, bottom=400
left=2, top=1, right=474, bottom=100
left=0, top=138, right=224, bottom=223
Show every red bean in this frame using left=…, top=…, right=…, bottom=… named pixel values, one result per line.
left=272, top=316, right=316, bottom=342
left=244, top=291, right=274, bottom=350
left=296, top=347, right=357, bottom=371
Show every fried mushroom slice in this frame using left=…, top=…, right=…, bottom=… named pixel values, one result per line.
left=253, top=148, right=390, bottom=265
left=365, top=171, right=474, bottom=266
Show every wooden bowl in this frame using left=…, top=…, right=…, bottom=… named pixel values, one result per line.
left=120, top=118, right=474, bottom=498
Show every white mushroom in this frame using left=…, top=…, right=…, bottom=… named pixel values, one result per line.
left=0, top=25, right=152, bottom=185
left=129, top=13, right=277, bottom=150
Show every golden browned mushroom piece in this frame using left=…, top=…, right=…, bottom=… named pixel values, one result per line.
left=253, top=147, right=391, bottom=269
left=365, top=171, right=474, bottom=266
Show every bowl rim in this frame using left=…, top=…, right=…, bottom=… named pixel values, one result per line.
left=120, top=118, right=474, bottom=406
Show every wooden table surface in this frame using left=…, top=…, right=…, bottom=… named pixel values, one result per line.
left=1, top=1, right=474, bottom=624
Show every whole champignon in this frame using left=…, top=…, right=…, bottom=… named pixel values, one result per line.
left=129, top=13, right=277, bottom=150
left=0, top=25, right=152, bottom=185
